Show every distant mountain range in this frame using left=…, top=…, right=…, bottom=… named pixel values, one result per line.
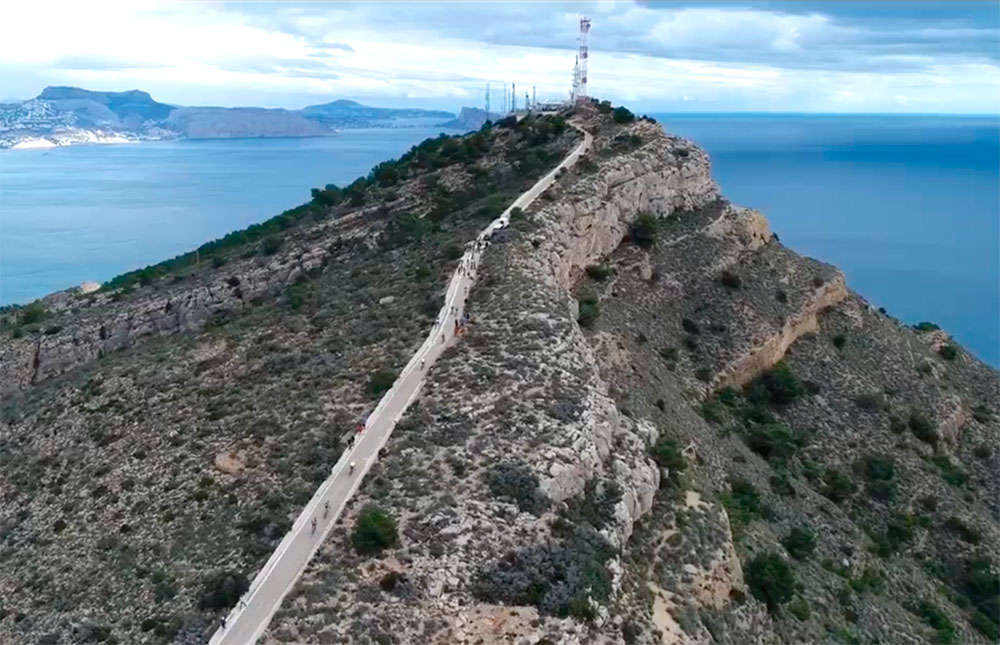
left=0, top=87, right=465, bottom=149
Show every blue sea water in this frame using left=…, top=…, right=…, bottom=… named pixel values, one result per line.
left=0, top=127, right=447, bottom=304
left=652, top=114, right=999, bottom=366
left=0, top=115, right=997, bottom=365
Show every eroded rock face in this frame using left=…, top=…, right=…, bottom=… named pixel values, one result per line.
left=0, top=229, right=333, bottom=394
left=533, top=120, right=721, bottom=294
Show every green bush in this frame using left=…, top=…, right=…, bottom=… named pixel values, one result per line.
left=650, top=437, right=686, bottom=487
left=486, top=461, right=549, bottom=515
left=585, top=264, right=613, bottom=281
left=198, top=570, right=249, bottom=611
left=782, top=527, right=817, bottom=560
left=351, top=504, right=398, bottom=555
left=788, top=597, right=811, bottom=621
left=746, top=552, right=795, bottom=611
left=971, top=610, right=999, bottom=640
left=913, top=321, right=940, bottom=332
left=832, top=334, right=846, bottom=349
left=908, top=411, right=939, bottom=445
left=367, top=369, right=398, bottom=396
left=769, top=473, right=795, bottom=496
left=943, top=516, right=981, bottom=544
left=746, top=361, right=804, bottom=406
left=913, top=600, right=955, bottom=644
left=930, top=455, right=968, bottom=487
left=938, top=344, right=958, bottom=360
left=612, top=106, right=635, bottom=124
left=578, top=297, right=600, bottom=328
left=744, top=423, right=798, bottom=465
left=720, top=270, right=742, bottom=289
left=820, top=468, right=857, bottom=504
left=19, top=302, right=47, bottom=325
left=261, top=236, right=283, bottom=256
left=444, top=244, right=463, bottom=260
left=631, top=213, right=659, bottom=248
left=724, top=478, right=762, bottom=525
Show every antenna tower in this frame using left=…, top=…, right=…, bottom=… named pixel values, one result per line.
left=576, top=16, right=591, bottom=102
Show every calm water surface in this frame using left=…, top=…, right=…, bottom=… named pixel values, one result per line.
left=0, top=127, right=447, bottom=303
left=654, top=114, right=998, bottom=365
left=1, top=115, right=997, bottom=364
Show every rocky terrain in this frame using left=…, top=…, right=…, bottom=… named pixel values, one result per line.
left=0, top=114, right=579, bottom=643
left=263, top=105, right=998, bottom=644
left=1, top=101, right=997, bottom=645
left=0, top=87, right=462, bottom=149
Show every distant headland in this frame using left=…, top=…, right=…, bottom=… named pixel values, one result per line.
left=0, top=87, right=468, bottom=149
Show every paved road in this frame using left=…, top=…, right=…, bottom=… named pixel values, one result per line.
left=210, top=121, right=592, bottom=645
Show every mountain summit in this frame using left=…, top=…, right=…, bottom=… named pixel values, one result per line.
left=1, top=101, right=996, bottom=645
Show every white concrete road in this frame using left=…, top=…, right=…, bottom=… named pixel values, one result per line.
left=210, top=121, right=592, bottom=645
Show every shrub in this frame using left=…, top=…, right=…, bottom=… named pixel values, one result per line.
left=872, top=513, right=915, bottom=557
left=775, top=290, right=788, bottom=303
left=744, top=423, right=798, bottom=465
left=913, top=321, right=940, bottom=332
left=720, top=270, right=742, bottom=289
left=820, top=468, right=857, bottom=504
left=943, top=516, right=981, bottom=544
left=261, top=236, right=282, bottom=255
left=367, top=369, right=398, bottom=396
left=724, top=478, right=762, bottom=525
left=198, top=570, right=249, bottom=611
left=746, top=552, right=795, bottom=611
left=782, top=527, right=817, bottom=560
left=19, top=302, right=47, bottom=325
left=650, top=437, right=686, bottom=487
left=444, top=244, right=463, bottom=260
left=788, top=597, right=811, bottom=621
left=769, top=473, right=795, bottom=496
left=746, top=362, right=803, bottom=406
left=597, top=100, right=613, bottom=114
left=861, top=455, right=895, bottom=481
left=486, top=462, right=549, bottom=515
left=938, top=345, right=958, bottom=360
left=612, top=106, right=635, bottom=124
left=912, top=600, right=955, bottom=644
left=471, top=525, right=614, bottom=619
left=577, top=297, right=600, bottom=328
left=351, top=504, right=398, bottom=555
left=631, top=213, right=658, bottom=248
left=695, top=368, right=712, bottom=382
left=832, top=334, right=847, bottom=349
left=888, top=416, right=907, bottom=434
left=854, top=392, right=886, bottom=411
left=659, top=347, right=679, bottom=362
left=701, top=400, right=726, bottom=424
left=908, top=411, right=939, bottom=445
left=585, top=264, right=613, bottom=281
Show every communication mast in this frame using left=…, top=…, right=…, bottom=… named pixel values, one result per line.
left=576, top=16, right=591, bottom=102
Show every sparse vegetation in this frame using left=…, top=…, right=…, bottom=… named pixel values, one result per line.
left=782, top=526, right=817, bottom=560
left=351, top=504, right=398, bottom=556
left=746, top=552, right=796, bottom=612
left=630, top=212, right=659, bottom=248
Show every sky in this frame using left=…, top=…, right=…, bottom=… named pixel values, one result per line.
left=1, top=1, right=997, bottom=113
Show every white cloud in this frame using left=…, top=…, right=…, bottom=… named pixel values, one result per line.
left=0, top=0, right=997, bottom=113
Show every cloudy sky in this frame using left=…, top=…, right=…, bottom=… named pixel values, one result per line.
left=2, top=1, right=997, bottom=113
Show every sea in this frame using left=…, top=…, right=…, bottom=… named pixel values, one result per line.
left=1, top=115, right=997, bottom=365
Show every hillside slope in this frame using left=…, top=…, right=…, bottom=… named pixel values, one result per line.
left=1, top=103, right=996, bottom=645
left=0, top=114, right=579, bottom=644
left=262, top=106, right=999, bottom=644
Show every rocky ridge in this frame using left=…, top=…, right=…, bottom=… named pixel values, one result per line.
left=266, top=105, right=998, bottom=645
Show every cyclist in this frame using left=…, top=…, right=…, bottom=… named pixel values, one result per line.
left=350, top=461, right=356, bottom=474
left=324, top=500, right=330, bottom=518
left=311, top=517, right=317, bottom=534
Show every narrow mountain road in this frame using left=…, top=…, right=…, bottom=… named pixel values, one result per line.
left=211, top=120, right=592, bottom=645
